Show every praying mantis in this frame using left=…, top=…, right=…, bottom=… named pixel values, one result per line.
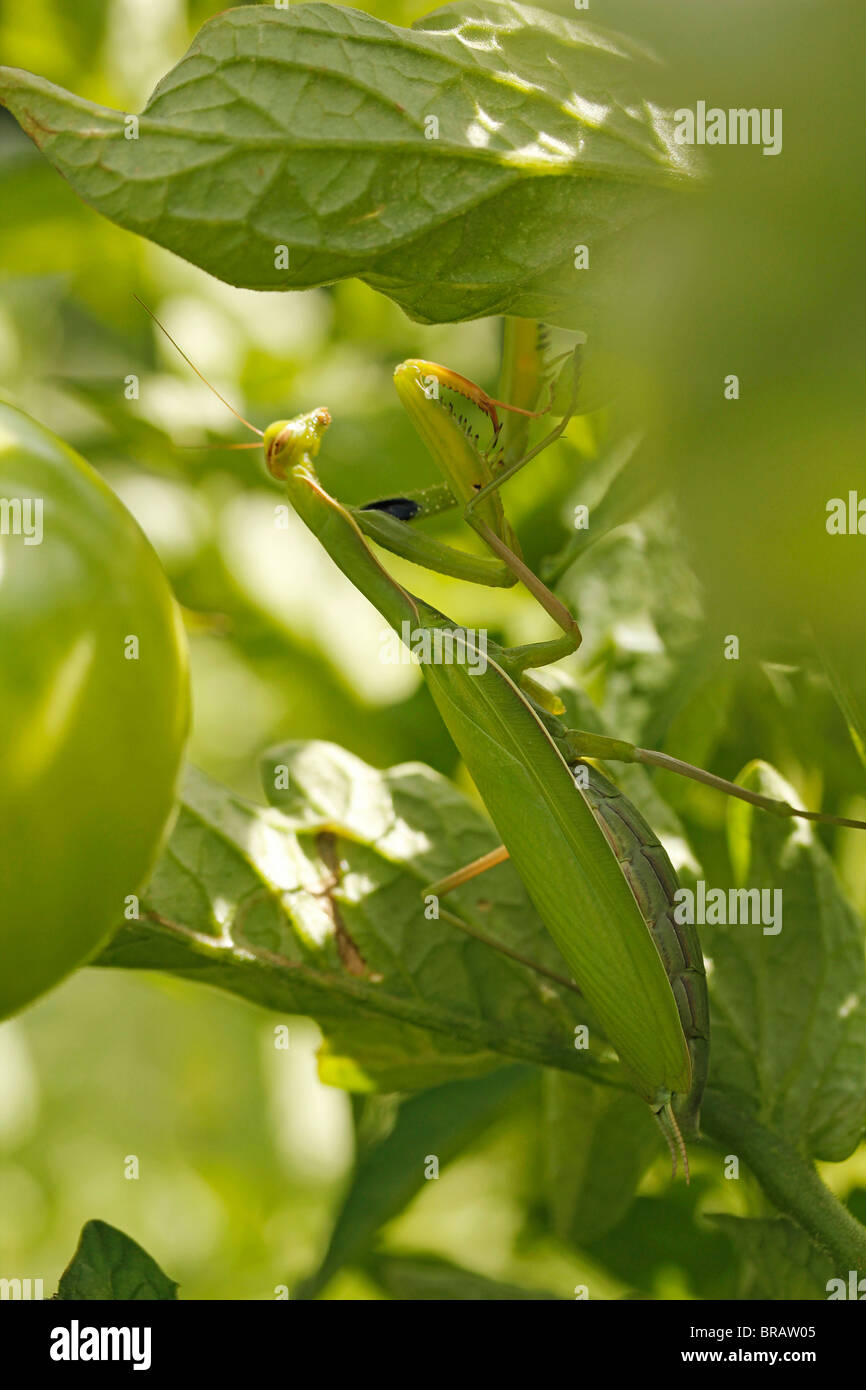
left=138, top=304, right=866, bottom=1178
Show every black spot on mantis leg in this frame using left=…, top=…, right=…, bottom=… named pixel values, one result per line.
left=359, top=497, right=422, bottom=522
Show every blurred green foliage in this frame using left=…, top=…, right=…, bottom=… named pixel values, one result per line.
left=1, top=0, right=864, bottom=1300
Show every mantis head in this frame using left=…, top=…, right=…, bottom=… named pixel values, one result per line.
left=264, top=408, right=332, bottom=481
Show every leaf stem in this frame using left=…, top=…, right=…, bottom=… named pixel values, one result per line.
left=702, top=1090, right=866, bottom=1272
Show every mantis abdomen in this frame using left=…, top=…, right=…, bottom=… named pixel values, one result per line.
left=580, top=764, right=709, bottom=1136
left=418, top=643, right=696, bottom=1125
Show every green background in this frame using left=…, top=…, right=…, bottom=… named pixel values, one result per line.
left=1, top=0, right=865, bottom=1300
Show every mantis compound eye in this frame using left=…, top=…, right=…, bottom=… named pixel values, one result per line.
left=263, top=420, right=295, bottom=479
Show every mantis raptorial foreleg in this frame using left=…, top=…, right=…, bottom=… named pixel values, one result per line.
left=356, top=326, right=580, bottom=581
left=459, top=341, right=584, bottom=642
left=496, top=318, right=554, bottom=466
left=384, top=342, right=866, bottom=833
left=463, top=344, right=582, bottom=532
left=463, top=520, right=583, bottom=656
left=356, top=501, right=518, bottom=588
left=354, top=333, right=586, bottom=686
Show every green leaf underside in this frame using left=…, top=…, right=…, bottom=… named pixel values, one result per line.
left=818, top=636, right=866, bottom=774
left=548, top=687, right=866, bottom=1166
left=542, top=1071, right=659, bottom=1246
left=0, top=2, right=700, bottom=327
left=706, top=763, right=866, bottom=1162
left=97, top=743, right=624, bottom=1092
left=710, top=1216, right=832, bottom=1301
left=96, top=735, right=866, bottom=1177
left=364, top=1252, right=563, bottom=1299
left=55, top=1220, right=178, bottom=1301
left=296, top=1066, right=534, bottom=1297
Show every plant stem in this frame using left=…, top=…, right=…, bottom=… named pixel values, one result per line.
left=702, top=1090, right=866, bottom=1272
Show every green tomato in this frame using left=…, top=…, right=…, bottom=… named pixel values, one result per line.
left=0, top=401, right=189, bottom=1018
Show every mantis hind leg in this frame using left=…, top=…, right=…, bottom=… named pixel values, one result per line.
left=562, top=730, right=866, bottom=831
left=422, top=847, right=581, bottom=995
left=425, top=845, right=510, bottom=897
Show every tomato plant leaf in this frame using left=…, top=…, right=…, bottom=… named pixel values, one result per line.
left=364, top=1252, right=563, bottom=1300
left=710, top=1216, right=833, bottom=1301
left=296, top=1066, right=533, bottom=1298
left=541, top=1071, right=660, bottom=1246
left=705, top=762, right=866, bottom=1162
left=96, top=750, right=621, bottom=1091
left=0, top=1, right=699, bottom=328
left=55, top=1220, right=178, bottom=1301
left=817, top=636, right=866, bottom=775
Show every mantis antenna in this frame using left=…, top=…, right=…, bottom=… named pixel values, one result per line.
left=133, top=295, right=264, bottom=438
